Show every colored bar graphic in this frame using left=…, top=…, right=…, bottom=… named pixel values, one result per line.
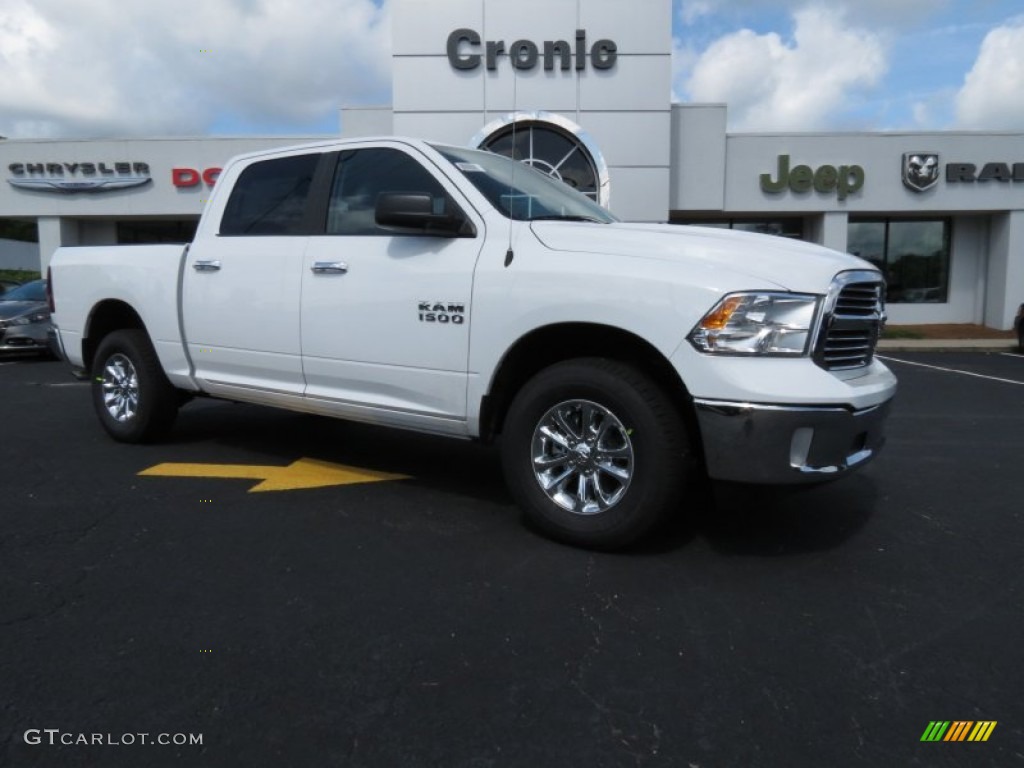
left=944, top=721, right=972, bottom=741
left=921, top=720, right=996, bottom=742
left=921, top=721, right=950, bottom=742
left=968, top=722, right=997, bottom=742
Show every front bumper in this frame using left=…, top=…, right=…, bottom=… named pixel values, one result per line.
left=0, top=323, right=51, bottom=354
left=694, top=397, right=892, bottom=484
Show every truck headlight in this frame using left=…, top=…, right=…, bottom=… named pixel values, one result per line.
left=688, top=292, right=820, bottom=356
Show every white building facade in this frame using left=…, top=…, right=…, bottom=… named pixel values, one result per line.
left=1, top=0, right=1021, bottom=328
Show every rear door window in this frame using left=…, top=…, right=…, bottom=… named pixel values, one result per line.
left=221, top=154, right=320, bottom=235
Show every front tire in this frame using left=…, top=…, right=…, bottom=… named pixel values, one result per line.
left=91, top=329, right=179, bottom=443
left=501, top=358, right=693, bottom=550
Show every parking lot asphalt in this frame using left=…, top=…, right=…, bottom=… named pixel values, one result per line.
left=1, top=351, right=1022, bottom=768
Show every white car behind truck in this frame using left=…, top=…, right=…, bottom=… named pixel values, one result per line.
left=48, top=137, right=897, bottom=549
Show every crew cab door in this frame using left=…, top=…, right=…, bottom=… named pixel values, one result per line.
left=182, top=151, right=327, bottom=397
left=300, top=145, right=483, bottom=432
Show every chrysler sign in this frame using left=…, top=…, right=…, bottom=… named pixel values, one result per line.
left=7, top=161, right=151, bottom=193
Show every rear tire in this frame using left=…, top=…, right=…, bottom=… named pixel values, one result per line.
left=501, top=358, right=693, bottom=550
left=91, top=329, right=179, bottom=443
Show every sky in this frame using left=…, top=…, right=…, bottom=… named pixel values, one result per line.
left=1, top=0, right=1023, bottom=139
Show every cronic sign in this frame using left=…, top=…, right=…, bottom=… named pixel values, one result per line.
left=446, top=28, right=617, bottom=71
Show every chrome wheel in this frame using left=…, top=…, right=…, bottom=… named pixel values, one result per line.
left=101, top=353, right=139, bottom=423
left=91, top=330, right=179, bottom=443
left=503, top=359, right=692, bottom=549
left=531, top=399, right=634, bottom=515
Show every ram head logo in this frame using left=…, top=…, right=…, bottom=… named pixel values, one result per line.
left=902, top=153, right=940, bottom=193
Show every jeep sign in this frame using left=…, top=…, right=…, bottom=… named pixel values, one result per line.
left=760, top=155, right=865, bottom=201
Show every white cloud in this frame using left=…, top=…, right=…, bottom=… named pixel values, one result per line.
left=0, top=0, right=391, bottom=139
left=911, top=100, right=933, bottom=126
left=676, top=0, right=949, bottom=28
left=671, top=36, right=700, bottom=103
left=679, top=1, right=714, bottom=26
left=829, top=0, right=949, bottom=26
left=680, top=6, right=888, bottom=130
left=954, top=18, right=1024, bottom=129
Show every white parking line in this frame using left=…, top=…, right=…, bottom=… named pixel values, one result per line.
left=45, top=382, right=88, bottom=387
left=879, top=355, right=1024, bottom=386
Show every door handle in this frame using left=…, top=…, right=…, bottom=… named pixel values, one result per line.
left=192, top=260, right=222, bottom=272
left=311, top=261, right=349, bottom=275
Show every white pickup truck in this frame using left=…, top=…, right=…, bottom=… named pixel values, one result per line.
left=49, top=137, right=896, bottom=549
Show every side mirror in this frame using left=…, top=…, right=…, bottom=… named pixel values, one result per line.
left=375, top=193, right=475, bottom=237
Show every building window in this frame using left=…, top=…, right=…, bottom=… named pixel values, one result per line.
left=117, top=219, right=198, bottom=244
left=847, top=219, right=950, bottom=303
left=474, top=113, right=609, bottom=206
left=673, top=217, right=805, bottom=239
left=0, top=219, right=38, bottom=243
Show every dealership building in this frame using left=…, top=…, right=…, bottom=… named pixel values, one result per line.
left=1, top=0, right=1021, bottom=328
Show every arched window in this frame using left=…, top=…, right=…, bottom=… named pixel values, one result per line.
left=474, top=114, right=609, bottom=206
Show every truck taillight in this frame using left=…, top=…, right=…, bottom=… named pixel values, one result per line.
left=46, top=267, right=55, bottom=312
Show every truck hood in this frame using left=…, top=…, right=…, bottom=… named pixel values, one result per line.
left=530, top=221, right=876, bottom=293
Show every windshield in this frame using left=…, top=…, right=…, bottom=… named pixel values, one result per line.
left=0, top=279, right=46, bottom=302
left=434, top=145, right=616, bottom=224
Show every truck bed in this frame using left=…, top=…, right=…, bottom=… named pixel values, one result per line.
left=50, top=244, right=192, bottom=384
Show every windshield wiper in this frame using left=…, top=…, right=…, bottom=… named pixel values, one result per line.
left=528, top=215, right=604, bottom=223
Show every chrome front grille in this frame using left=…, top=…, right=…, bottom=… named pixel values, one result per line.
left=815, top=273, right=885, bottom=371
left=834, top=283, right=882, bottom=317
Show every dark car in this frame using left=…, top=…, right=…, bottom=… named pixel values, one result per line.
left=0, top=279, right=22, bottom=296
left=1016, top=303, right=1024, bottom=353
left=0, top=279, right=54, bottom=356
